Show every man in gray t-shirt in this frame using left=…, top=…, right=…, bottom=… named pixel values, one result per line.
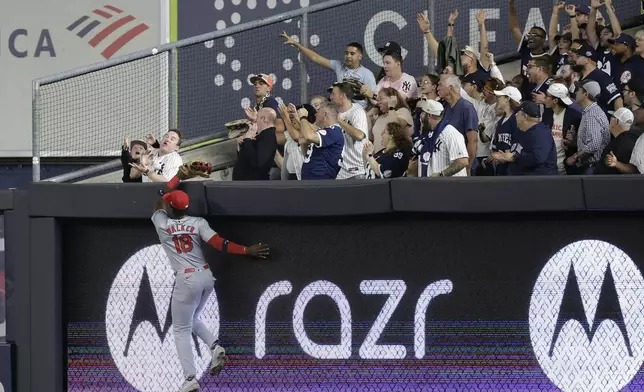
left=281, top=34, right=376, bottom=108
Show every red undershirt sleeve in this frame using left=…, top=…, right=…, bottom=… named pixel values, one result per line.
left=207, top=234, right=248, bottom=255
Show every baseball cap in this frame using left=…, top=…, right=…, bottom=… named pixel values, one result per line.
left=554, top=32, right=573, bottom=43
left=608, top=34, right=636, bottom=50
left=296, top=103, right=317, bottom=123
left=575, top=79, right=602, bottom=99
left=378, top=41, right=401, bottom=54
left=250, top=74, right=274, bottom=88
left=547, top=83, right=574, bottom=106
left=576, top=5, right=590, bottom=15
left=493, top=86, right=522, bottom=104
left=130, top=139, right=147, bottom=150
left=571, top=43, right=597, bottom=61
left=613, top=107, right=635, bottom=128
left=460, top=74, right=483, bottom=90
left=460, top=45, right=480, bottom=60
left=162, top=190, right=190, bottom=210
left=519, top=101, right=541, bottom=118
left=419, top=99, right=444, bottom=116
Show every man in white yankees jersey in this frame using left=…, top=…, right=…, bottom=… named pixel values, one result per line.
left=409, top=99, right=469, bottom=177
left=329, top=82, right=370, bottom=179
left=152, top=167, right=269, bottom=392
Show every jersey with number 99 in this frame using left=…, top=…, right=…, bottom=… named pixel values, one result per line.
left=151, top=210, right=217, bottom=273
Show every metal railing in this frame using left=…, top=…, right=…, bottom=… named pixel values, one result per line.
left=33, top=0, right=366, bottom=183
left=35, top=0, right=643, bottom=184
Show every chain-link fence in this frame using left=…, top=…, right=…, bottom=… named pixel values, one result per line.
left=34, top=0, right=644, bottom=182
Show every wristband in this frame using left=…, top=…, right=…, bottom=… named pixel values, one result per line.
left=368, top=154, right=373, bottom=158
left=300, top=116, right=308, bottom=121
left=423, top=30, right=431, bottom=34
left=448, top=23, right=455, bottom=27
left=388, top=106, right=395, bottom=110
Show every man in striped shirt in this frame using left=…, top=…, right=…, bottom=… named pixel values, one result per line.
left=329, top=82, right=369, bottom=179
left=568, top=80, right=611, bottom=174
left=408, top=99, right=469, bottom=177
left=130, top=129, right=184, bottom=182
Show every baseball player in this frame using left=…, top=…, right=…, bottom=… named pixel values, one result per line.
left=152, top=163, right=269, bottom=392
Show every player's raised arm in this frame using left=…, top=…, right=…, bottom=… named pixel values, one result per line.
left=153, top=161, right=213, bottom=212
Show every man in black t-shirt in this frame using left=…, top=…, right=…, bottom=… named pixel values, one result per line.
left=597, top=108, right=642, bottom=174
left=509, top=0, right=548, bottom=98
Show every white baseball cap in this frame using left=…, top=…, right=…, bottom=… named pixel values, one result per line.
left=613, top=107, right=635, bottom=128
left=419, top=99, right=444, bottom=116
left=461, top=45, right=480, bottom=60
left=547, top=83, right=573, bottom=106
left=494, top=86, right=522, bottom=104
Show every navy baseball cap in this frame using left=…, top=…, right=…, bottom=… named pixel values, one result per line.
left=554, top=32, right=573, bottom=43
left=295, top=103, right=317, bottom=123
left=571, top=43, right=597, bottom=61
left=460, top=74, right=483, bottom=91
left=576, top=4, right=590, bottom=15
left=378, top=41, right=401, bottom=54
left=609, top=34, right=636, bottom=50
left=518, top=101, right=541, bottom=118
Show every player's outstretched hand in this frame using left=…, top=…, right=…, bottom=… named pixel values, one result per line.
left=247, top=243, right=270, bottom=259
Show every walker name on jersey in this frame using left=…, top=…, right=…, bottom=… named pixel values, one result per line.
left=166, top=224, right=196, bottom=235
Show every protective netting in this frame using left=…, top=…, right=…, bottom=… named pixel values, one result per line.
left=34, top=0, right=642, bottom=170
left=37, top=53, right=169, bottom=158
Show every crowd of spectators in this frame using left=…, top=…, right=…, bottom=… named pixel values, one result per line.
left=121, top=0, right=644, bottom=182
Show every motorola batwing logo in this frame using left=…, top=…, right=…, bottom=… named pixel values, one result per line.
left=106, top=245, right=219, bottom=392
left=66, top=5, right=149, bottom=59
left=530, top=240, right=644, bottom=392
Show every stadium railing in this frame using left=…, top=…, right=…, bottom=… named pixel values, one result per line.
left=34, top=0, right=644, bottom=183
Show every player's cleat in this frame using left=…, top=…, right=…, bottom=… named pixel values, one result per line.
left=177, top=376, right=199, bottom=392
left=209, top=344, right=226, bottom=376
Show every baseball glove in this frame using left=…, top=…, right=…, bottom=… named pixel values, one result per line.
left=178, top=161, right=213, bottom=179
left=343, top=77, right=365, bottom=100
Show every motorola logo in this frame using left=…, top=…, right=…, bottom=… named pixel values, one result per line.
left=105, top=245, right=220, bottom=392
left=530, top=240, right=644, bottom=392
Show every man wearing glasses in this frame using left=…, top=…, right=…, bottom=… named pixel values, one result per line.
left=509, top=0, right=549, bottom=98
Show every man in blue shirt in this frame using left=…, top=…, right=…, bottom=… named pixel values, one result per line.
left=437, top=74, right=479, bottom=174
left=493, top=101, right=557, bottom=175
left=281, top=34, right=376, bottom=108
left=297, top=102, right=345, bottom=180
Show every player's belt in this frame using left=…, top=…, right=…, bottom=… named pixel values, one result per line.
left=182, top=264, right=210, bottom=274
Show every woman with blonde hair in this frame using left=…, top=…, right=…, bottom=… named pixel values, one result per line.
left=368, top=87, right=413, bottom=151
left=362, top=122, right=411, bottom=179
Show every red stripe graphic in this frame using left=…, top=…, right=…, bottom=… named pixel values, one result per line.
left=88, top=15, right=135, bottom=47
left=93, top=9, right=112, bottom=18
left=104, top=5, right=123, bottom=13
left=101, top=23, right=149, bottom=59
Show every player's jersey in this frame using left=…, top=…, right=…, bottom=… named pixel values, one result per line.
left=152, top=210, right=216, bottom=273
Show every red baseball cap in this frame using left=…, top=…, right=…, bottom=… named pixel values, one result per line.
left=162, top=190, right=190, bottom=210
